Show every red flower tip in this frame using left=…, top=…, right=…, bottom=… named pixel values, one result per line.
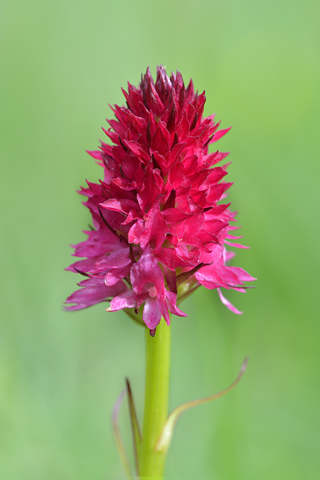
left=65, top=66, right=255, bottom=331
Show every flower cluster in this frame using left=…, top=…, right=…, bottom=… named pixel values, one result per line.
left=65, top=66, right=254, bottom=333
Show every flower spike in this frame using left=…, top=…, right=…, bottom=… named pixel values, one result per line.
left=65, top=66, right=255, bottom=330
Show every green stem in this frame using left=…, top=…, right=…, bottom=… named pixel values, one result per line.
left=139, top=317, right=171, bottom=479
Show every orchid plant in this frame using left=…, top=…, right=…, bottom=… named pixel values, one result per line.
left=65, top=66, right=254, bottom=478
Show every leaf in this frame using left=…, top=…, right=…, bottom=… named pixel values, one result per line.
left=156, top=358, right=248, bottom=455
left=126, top=378, right=142, bottom=475
left=111, top=389, right=133, bottom=479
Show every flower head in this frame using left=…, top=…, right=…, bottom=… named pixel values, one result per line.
left=65, top=66, right=255, bottom=334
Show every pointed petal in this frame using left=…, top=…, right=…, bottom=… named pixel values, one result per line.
left=165, top=291, right=188, bottom=318
left=210, top=126, right=231, bottom=142
left=217, top=288, right=243, bottom=314
left=64, top=279, right=127, bottom=311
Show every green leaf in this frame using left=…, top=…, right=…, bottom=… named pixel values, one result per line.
left=126, top=378, right=142, bottom=475
left=111, top=389, right=133, bottom=480
left=156, top=358, right=248, bottom=455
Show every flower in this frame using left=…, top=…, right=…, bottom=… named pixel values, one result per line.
left=65, top=66, right=255, bottom=334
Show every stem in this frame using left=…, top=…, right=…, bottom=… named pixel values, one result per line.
left=139, top=317, right=171, bottom=478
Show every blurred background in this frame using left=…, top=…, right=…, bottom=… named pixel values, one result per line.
left=1, top=0, right=319, bottom=479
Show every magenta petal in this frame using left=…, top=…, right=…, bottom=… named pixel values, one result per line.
left=128, top=219, right=145, bottom=245
left=217, top=288, right=243, bottom=315
left=131, top=248, right=165, bottom=297
left=157, top=298, right=170, bottom=325
left=162, top=208, right=190, bottom=225
left=105, top=264, right=131, bottom=286
left=97, top=248, right=131, bottom=268
left=124, top=140, right=150, bottom=162
left=211, top=127, right=232, bottom=143
left=108, top=290, right=136, bottom=312
left=143, top=297, right=162, bottom=329
left=225, top=251, right=236, bottom=262
left=66, top=257, right=100, bottom=273
left=86, top=149, right=102, bottom=160
left=165, top=291, right=188, bottom=318
left=100, top=198, right=139, bottom=214
left=72, top=228, right=121, bottom=258
left=228, top=266, right=257, bottom=283
left=195, top=266, right=227, bottom=289
left=225, top=240, right=250, bottom=249
left=65, top=279, right=127, bottom=311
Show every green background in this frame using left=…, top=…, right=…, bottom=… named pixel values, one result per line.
left=1, top=0, right=319, bottom=479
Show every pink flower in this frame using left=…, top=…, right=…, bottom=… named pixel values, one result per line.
left=107, top=247, right=186, bottom=331
left=65, top=66, right=255, bottom=334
